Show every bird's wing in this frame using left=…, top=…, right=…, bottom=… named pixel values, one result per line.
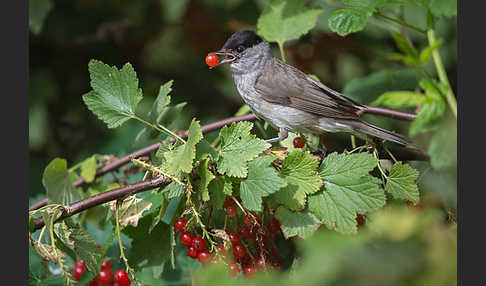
left=254, top=58, right=363, bottom=120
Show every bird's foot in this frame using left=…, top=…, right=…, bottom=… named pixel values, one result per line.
left=265, top=128, right=288, bottom=144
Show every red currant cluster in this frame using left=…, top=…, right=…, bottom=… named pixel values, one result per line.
left=175, top=198, right=284, bottom=278
left=174, top=218, right=213, bottom=263
left=73, top=259, right=131, bottom=286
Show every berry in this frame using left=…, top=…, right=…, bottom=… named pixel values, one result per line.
left=238, top=225, right=251, bottom=239
left=255, top=257, right=266, bottom=271
left=75, top=259, right=86, bottom=271
left=174, top=218, right=187, bottom=233
left=243, top=212, right=261, bottom=227
left=114, top=270, right=131, bottom=286
left=101, top=260, right=112, bottom=271
left=216, top=244, right=227, bottom=256
left=243, top=265, right=256, bottom=278
left=229, top=263, right=240, bottom=276
left=356, top=214, right=365, bottom=227
left=225, top=205, right=237, bottom=217
left=232, top=244, right=246, bottom=260
left=198, top=250, right=212, bottom=264
left=88, top=278, right=98, bottom=286
left=180, top=232, right=193, bottom=247
left=191, top=236, right=207, bottom=251
left=267, top=217, right=281, bottom=235
left=205, top=54, right=219, bottom=67
left=73, top=266, right=85, bottom=282
left=97, top=270, right=114, bottom=285
left=187, top=246, right=199, bottom=259
left=293, top=137, right=306, bottom=148
left=223, top=198, right=235, bottom=208
left=227, top=231, right=240, bottom=245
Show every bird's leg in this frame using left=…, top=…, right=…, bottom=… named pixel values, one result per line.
left=265, top=129, right=289, bottom=143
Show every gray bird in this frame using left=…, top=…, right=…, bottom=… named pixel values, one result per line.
left=210, top=30, right=411, bottom=146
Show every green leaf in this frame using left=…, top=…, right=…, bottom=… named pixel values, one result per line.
left=42, top=158, right=80, bottom=205
left=217, top=122, right=271, bottom=178
left=274, top=150, right=322, bottom=211
left=409, top=79, right=447, bottom=136
left=80, top=156, right=97, bottom=183
left=428, top=117, right=457, bottom=169
left=319, top=152, right=378, bottom=182
left=257, top=0, right=323, bottom=44
left=112, top=196, right=153, bottom=227
left=385, top=162, right=419, bottom=203
left=409, top=96, right=446, bottom=136
left=371, top=91, right=426, bottom=108
left=29, top=0, right=53, bottom=35
left=391, top=32, right=419, bottom=58
left=150, top=80, right=173, bottom=123
left=164, top=119, right=203, bottom=175
left=70, top=227, right=103, bottom=273
left=82, top=60, right=143, bottom=128
left=419, top=38, right=443, bottom=63
left=165, top=182, right=186, bottom=199
left=124, top=214, right=171, bottom=270
left=240, top=156, right=286, bottom=211
left=275, top=206, right=320, bottom=239
left=198, top=158, right=215, bottom=202
left=328, top=7, right=373, bottom=36
left=195, top=139, right=219, bottom=162
left=308, top=152, right=384, bottom=234
left=422, top=0, right=457, bottom=18
left=207, top=177, right=227, bottom=210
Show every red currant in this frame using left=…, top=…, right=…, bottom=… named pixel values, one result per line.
left=187, top=246, right=199, bottom=259
left=205, top=54, right=219, bottom=67
left=356, top=214, right=365, bottom=227
left=227, top=231, right=240, bottom=245
left=197, top=250, right=212, bottom=264
left=114, top=270, right=131, bottom=286
left=293, top=137, right=306, bottom=148
left=232, top=244, right=246, bottom=260
left=243, top=265, right=256, bottom=278
left=267, top=217, right=281, bottom=235
left=97, top=270, right=114, bottom=285
left=238, top=225, right=251, bottom=239
left=229, top=263, right=240, bottom=276
left=174, top=218, right=187, bottom=233
left=101, top=260, right=112, bottom=271
left=216, top=244, right=227, bottom=256
left=191, top=236, right=207, bottom=251
left=225, top=205, right=237, bottom=217
left=255, top=257, right=266, bottom=271
left=243, top=212, right=261, bottom=227
left=73, top=266, right=85, bottom=282
left=180, top=232, right=193, bottom=247
left=75, top=259, right=86, bottom=271
left=88, top=277, right=98, bottom=286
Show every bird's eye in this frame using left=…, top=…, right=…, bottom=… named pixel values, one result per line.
left=236, top=45, right=245, bottom=53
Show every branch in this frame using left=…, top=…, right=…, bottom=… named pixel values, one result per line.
left=32, top=176, right=171, bottom=231
left=29, top=109, right=416, bottom=211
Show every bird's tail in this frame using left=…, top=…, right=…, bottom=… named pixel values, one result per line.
left=351, top=120, right=412, bottom=146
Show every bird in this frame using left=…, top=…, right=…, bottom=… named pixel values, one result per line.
left=209, top=30, right=411, bottom=146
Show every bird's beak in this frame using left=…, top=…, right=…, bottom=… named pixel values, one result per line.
left=208, top=49, right=238, bottom=68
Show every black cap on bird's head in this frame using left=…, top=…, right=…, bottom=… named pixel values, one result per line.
left=209, top=30, right=264, bottom=67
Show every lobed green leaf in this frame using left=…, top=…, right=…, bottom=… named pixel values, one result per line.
left=385, top=162, right=419, bottom=203
left=240, top=156, right=286, bottom=211
left=83, top=60, right=143, bottom=128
